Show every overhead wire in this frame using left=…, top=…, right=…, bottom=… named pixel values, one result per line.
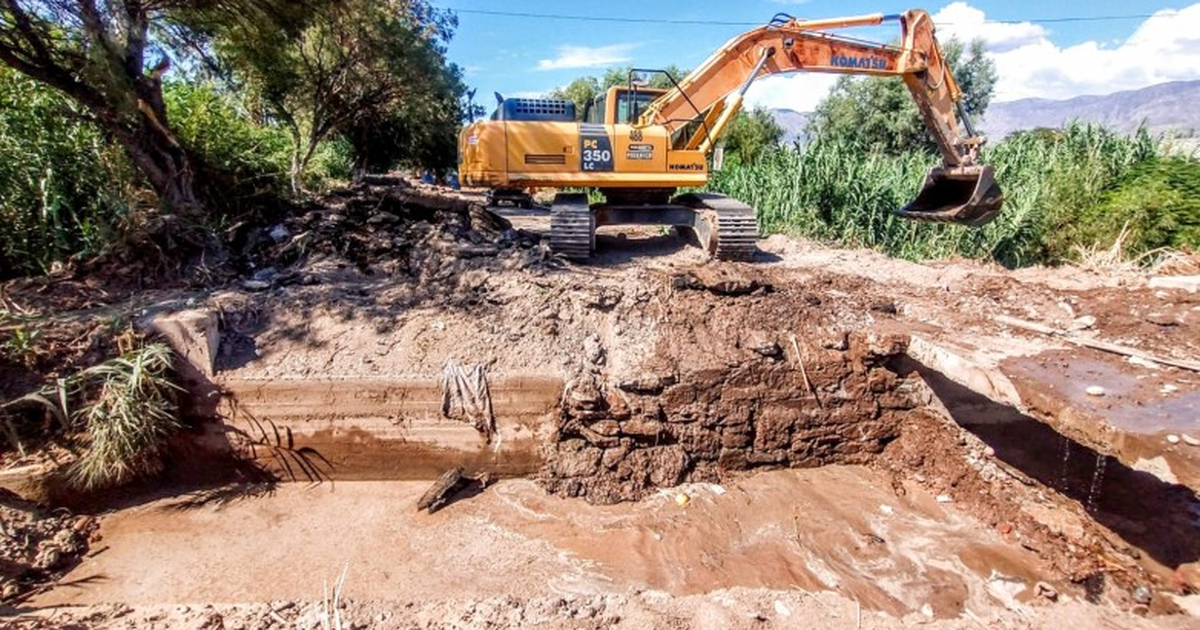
left=438, top=7, right=1168, bottom=28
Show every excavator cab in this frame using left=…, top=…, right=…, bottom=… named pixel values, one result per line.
left=584, top=86, right=668, bottom=125
left=897, top=165, right=1004, bottom=227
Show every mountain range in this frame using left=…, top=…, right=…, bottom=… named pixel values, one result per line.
left=769, top=79, right=1200, bottom=144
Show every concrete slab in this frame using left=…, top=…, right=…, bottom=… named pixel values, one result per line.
left=212, top=376, right=563, bottom=480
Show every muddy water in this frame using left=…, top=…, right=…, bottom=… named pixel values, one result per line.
left=484, top=467, right=1047, bottom=619
left=34, top=469, right=1050, bottom=620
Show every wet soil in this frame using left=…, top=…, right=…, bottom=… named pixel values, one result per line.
left=3, top=180, right=1200, bottom=626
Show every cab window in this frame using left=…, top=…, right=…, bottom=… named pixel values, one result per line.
left=616, top=91, right=660, bottom=124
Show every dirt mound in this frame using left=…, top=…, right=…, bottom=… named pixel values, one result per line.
left=0, top=489, right=96, bottom=603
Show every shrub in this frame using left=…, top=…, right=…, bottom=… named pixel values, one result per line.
left=709, top=123, right=1175, bottom=267
left=0, top=67, right=137, bottom=277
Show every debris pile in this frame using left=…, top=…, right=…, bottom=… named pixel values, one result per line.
left=0, top=489, right=96, bottom=602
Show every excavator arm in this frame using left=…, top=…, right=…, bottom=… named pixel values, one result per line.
left=640, top=9, right=1003, bottom=226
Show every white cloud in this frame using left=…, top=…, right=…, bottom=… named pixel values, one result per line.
left=934, top=2, right=1200, bottom=102
left=745, top=74, right=840, bottom=112
left=536, top=44, right=637, bottom=71
left=932, top=2, right=1046, bottom=53
left=747, top=2, right=1200, bottom=110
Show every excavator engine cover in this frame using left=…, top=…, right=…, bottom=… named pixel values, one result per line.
left=895, top=165, right=1003, bottom=227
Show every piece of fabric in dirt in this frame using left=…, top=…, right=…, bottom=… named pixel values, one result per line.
left=441, top=361, right=496, bottom=441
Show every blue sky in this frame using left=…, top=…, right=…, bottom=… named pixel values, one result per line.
left=434, top=1, right=1200, bottom=111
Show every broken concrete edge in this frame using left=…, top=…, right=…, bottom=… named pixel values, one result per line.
left=1149, top=276, right=1200, bottom=293
left=908, top=334, right=1195, bottom=491
left=138, top=307, right=220, bottom=380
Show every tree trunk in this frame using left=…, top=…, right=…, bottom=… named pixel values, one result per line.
left=117, top=73, right=202, bottom=216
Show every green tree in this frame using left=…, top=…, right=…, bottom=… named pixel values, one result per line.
left=340, top=63, right=469, bottom=174
left=807, top=38, right=997, bottom=155
left=219, top=0, right=462, bottom=191
left=722, top=107, right=785, bottom=165
left=0, top=1, right=315, bottom=213
left=601, top=65, right=689, bottom=90
left=548, top=76, right=601, bottom=120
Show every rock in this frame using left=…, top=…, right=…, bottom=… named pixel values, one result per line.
left=583, top=334, right=606, bottom=367
left=1144, top=312, right=1180, bottom=327
left=268, top=224, right=291, bottom=243
left=601, top=446, right=629, bottom=470
left=622, top=418, right=664, bottom=438
left=1127, top=356, right=1161, bottom=370
left=588, top=420, right=621, bottom=437
left=1085, top=385, right=1106, bottom=397
left=1148, top=276, right=1200, bottom=293
left=1183, top=435, right=1200, bottom=448
left=936, top=494, right=954, bottom=504
left=1167, top=435, right=1181, bottom=445
left=744, top=331, right=783, bottom=359
left=585, top=287, right=623, bottom=310
left=1070, top=315, right=1097, bottom=331
left=241, top=280, right=271, bottom=292
left=618, top=375, right=673, bottom=394
left=554, top=447, right=602, bottom=478
left=1035, top=582, right=1058, bottom=601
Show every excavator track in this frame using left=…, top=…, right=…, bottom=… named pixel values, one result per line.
left=673, top=193, right=759, bottom=261
left=549, top=193, right=593, bottom=261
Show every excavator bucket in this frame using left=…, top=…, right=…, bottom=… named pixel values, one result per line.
left=894, top=165, right=1003, bottom=227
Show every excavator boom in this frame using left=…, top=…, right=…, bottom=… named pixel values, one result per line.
left=641, top=9, right=1002, bottom=226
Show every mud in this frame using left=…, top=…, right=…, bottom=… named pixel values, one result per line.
left=546, top=329, right=921, bottom=503
left=4, top=180, right=1200, bottom=626
left=0, top=490, right=96, bottom=603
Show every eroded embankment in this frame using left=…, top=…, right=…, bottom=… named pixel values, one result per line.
left=545, top=330, right=920, bottom=503
left=75, top=183, right=1190, bottom=614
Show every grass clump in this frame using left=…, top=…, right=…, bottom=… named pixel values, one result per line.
left=69, top=343, right=182, bottom=490
left=709, top=123, right=1191, bottom=268
left=1, top=343, right=182, bottom=490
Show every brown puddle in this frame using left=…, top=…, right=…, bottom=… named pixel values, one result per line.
left=481, top=467, right=1049, bottom=619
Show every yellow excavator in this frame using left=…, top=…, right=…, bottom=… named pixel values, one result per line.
left=458, top=9, right=1004, bottom=261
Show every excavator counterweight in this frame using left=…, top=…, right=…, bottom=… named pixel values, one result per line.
left=459, top=8, right=1005, bottom=260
